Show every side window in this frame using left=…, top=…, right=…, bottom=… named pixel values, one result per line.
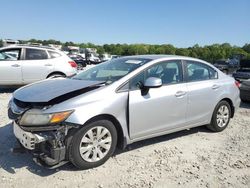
left=209, top=67, right=218, bottom=79
left=0, top=49, right=21, bottom=61
left=48, top=51, right=61, bottom=58
left=159, top=61, right=183, bottom=84
left=129, top=60, right=183, bottom=90
left=186, top=61, right=210, bottom=82
left=25, top=48, right=48, bottom=60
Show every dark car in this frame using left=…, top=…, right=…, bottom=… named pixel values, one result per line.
left=68, top=55, right=87, bottom=70
left=239, top=79, right=250, bottom=102
left=214, top=59, right=239, bottom=74
left=232, top=59, right=250, bottom=81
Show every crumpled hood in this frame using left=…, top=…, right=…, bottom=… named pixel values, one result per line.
left=13, top=78, right=104, bottom=103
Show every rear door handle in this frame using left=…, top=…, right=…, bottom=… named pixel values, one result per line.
left=11, top=64, right=20, bottom=67
left=175, top=91, right=187, bottom=97
left=44, top=64, right=52, bottom=66
left=212, top=84, right=220, bottom=90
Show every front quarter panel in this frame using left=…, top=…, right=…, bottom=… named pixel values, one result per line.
left=44, top=87, right=130, bottom=140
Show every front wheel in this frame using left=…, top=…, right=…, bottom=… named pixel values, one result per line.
left=68, top=120, right=117, bottom=169
left=207, top=100, right=231, bottom=132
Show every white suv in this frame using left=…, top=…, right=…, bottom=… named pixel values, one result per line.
left=0, top=45, right=77, bottom=85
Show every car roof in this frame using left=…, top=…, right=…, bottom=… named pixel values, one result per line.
left=0, top=45, right=58, bottom=51
left=124, top=54, right=207, bottom=62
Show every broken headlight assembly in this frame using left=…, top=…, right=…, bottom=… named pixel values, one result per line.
left=19, top=109, right=73, bottom=126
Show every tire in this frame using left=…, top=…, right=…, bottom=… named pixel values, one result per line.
left=207, top=100, right=231, bottom=132
left=47, top=73, right=65, bottom=79
left=68, top=120, right=117, bottom=169
left=77, top=63, right=83, bottom=70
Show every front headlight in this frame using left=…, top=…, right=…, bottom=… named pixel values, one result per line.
left=19, top=109, right=73, bottom=126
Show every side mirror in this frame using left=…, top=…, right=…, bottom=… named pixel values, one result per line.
left=141, top=77, right=162, bottom=96
left=144, top=77, right=162, bottom=88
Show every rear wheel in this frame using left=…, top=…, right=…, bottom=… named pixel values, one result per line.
left=207, top=101, right=231, bottom=132
left=69, top=120, right=117, bottom=169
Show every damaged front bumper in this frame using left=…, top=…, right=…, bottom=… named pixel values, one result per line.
left=13, top=121, right=77, bottom=168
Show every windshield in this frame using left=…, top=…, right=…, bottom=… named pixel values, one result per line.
left=72, top=57, right=151, bottom=84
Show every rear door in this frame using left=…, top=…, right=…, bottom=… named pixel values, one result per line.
left=21, top=48, right=54, bottom=83
left=129, top=60, right=188, bottom=139
left=184, top=60, right=220, bottom=125
left=0, top=48, right=22, bottom=85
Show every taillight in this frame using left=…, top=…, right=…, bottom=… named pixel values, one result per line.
left=235, top=80, right=241, bottom=88
left=68, top=61, right=77, bottom=68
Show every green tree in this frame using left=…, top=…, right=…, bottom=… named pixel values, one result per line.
left=175, top=48, right=190, bottom=56
left=243, top=43, right=250, bottom=53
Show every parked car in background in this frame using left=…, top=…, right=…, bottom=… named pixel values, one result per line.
left=214, top=59, right=239, bottom=74
left=86, top=53, right=101, bottom=64
left=111, top=55, right=121, bottom=59
left=233, top=59, right=250, bottom=81
left=100, top=53, right=111, bottom=62
left=2, top=39, right=20, bottom=47
left=68, top=54, right=87, bottom=70
left=8, top=55, right=240, bottom=169
left=0, top=45, right=77, bottom=85
left=239, top=79, right=250, bottom=102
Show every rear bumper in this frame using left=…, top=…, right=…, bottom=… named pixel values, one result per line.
left=235, top=96, right=241, bottom=109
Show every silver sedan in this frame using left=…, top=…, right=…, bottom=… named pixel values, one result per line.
left=8, top=55, right=241, bottom=169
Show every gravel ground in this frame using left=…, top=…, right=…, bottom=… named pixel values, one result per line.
left=0, top=89, right=249, bottom=188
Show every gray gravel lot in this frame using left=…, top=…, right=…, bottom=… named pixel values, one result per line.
left=0, top=88, right=250, bottom=188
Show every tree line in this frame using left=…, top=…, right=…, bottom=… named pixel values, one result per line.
left=1, top=39, right=250, bottom=63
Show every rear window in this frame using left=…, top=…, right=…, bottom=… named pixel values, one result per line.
left=25, top=48, right=48, bottom=60
left=187, top=61, right=218, bottom=81
left=48, top=51, right=61, bottom=58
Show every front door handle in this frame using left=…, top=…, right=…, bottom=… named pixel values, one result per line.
left=175, top=91, right=187, bottom=97
left=11, top=64, right=20, bottom=67
left=212, top=84, right=220, bottom=90
left=44, top=64, right=52, bottom=66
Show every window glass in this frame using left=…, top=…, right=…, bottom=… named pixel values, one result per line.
left=160, top=61, right=183, bottom=84
left=187, top=61, right=210, bottom=81
left=48, top=51, right=61, bottom=58
left=130, top=60, right=183, bottom=90
left=25, top=48, right=48, bottom=60
left=73, top=57, right=151, bottom=84
left=0, top=49, right=20, bottom=61
left=209, top=67, right=218, bottom=79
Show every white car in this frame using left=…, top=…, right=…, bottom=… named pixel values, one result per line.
left=0, top=45, right=77, bottom=85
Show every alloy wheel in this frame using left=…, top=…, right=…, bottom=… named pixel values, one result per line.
left=216, top=105, right=230, bottom=128
left=79, top=126, right=112, bottom=162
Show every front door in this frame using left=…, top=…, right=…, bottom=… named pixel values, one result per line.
left=0, top=48, right=22, bottom=85
left=129, top=60, right=188, bottom=139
